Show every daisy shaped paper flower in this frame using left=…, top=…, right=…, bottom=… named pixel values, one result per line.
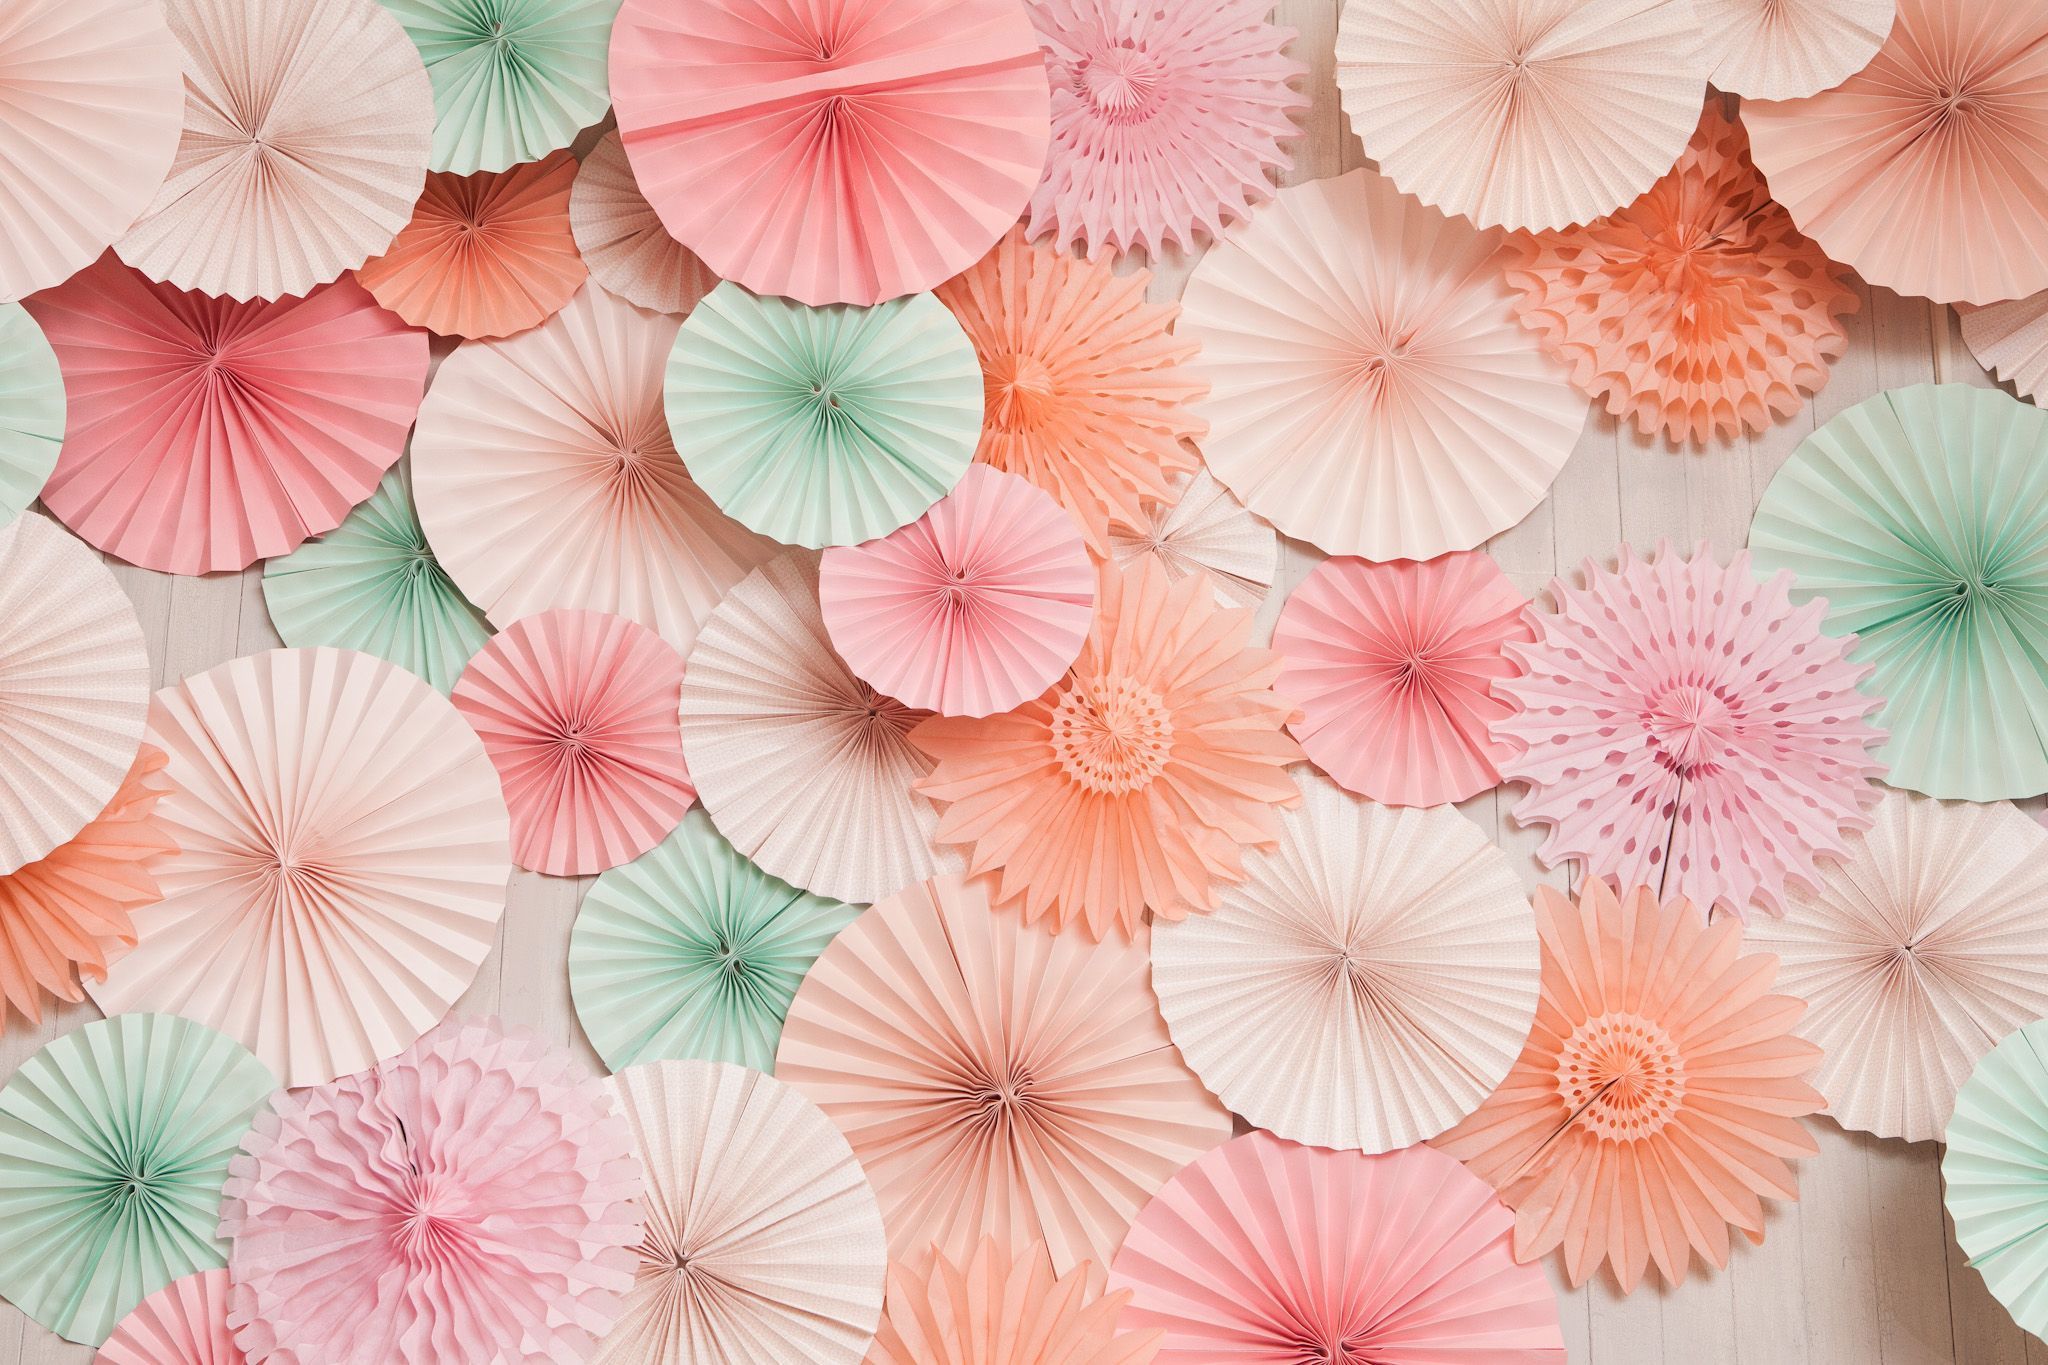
left=869, top=1239, right=1160, bottom=1365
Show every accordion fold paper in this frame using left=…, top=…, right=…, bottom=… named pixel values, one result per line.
left=1107, top=469, right=1275, bottom=610
left=569, top=131, right=716, bottom=319
left=869, top=1238, right=1158, bottom=1365
left=1944, top=1018, right=2048, bottom=1338
left=1695, top=0, right=1895, bottom=99
left=1961, top=294, right=2048, bottom=404
left=0, top=304, right=64, bottom=525
left=97, top=1270, right=242, bottom=1365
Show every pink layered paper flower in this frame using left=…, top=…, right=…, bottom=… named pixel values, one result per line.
left=97, top=1270, right=241, bottom=1365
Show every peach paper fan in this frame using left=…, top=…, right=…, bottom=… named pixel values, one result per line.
left=97, top=1271, right=241, bottom=1365
left=1961, top=294, right=2048, bottom=403
left=868, top=1239, right=1159, bottom=1365
left=1695, top=0, right=1895, bottom=99
left=569, top=132, right=716, bottom=319
left=1106, top=468, right=1275, bottom=610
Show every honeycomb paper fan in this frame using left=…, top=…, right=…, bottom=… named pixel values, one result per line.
left=1274, top=551, right=1532, bottom=808
left=1178, top=169, right=1585, bottom=560
left=97, top=1271, right=241, bottom=1365
left=570, top=131, right=717, bottom=318
left=1335, top=0, right=1707, bottom=232
left=666, top=284, right=984, bottom=549
left=87, top=648, right=512, bottom=1088
left=610, top=0, right=1050, bottom=307
left=1108, top=1134, right=1565, bottom=1363
left=1105, top=469, right=1275, bottom=610
left=1749, top=384, right=2048, bottom=801
left=1945, top=1019, right=2048, bottom=1337
left=0, top=0, right=183, bottom=303
left=452, top=609, right=693, bottom=877
left=820, top=465, right=1096, bottom=717
left=113, top=0, right=434, bottom=302
left=1746, top=792, right=2048, bottom=1143
left=0, top=1014, right=274, bottom=1346
left=1745, top=0, right=2048, bottom=305
left=1695, top=0, right=1895, bottom=99
left=776, top=874, right=1232, bottom=1274
left=678, top=552, right=958, bottom=906
left=356, top=151, right=587, bottom=339
left=1024, top=0, right=1307, bottom=260
left=412, top=283, right=776, bottom=656
left=1961, top=293, right=2048, bottom=404
left=24, top=256, right=430, bottom=575
left=568, top=808, right=860, bottom=1073
left=0, top=304, right=64, bottom=524
left=868, top=1239, right=1160, bottom=1365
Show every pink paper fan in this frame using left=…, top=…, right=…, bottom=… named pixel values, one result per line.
left=452, top=609, right=693, bottom=877
left=820, top=466, right=1096, bottom=717
left=97, top=1271, right=241, bottom=1365
left=1961, top=294, right=2048, bottom=404
left=1275, top=551, right=1534, bottom=808
left=609, top=0, right=1052, bottom=306
left=568, top=131, right=717, bottom=319
left=23, top=254, right=429, bottom=575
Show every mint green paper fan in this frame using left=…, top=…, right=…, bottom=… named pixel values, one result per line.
left=262, top=462, right=492, bottom=693
left=0, top=1013, right=275, bottom=1345
left=381, top=0, right=621, bottom=175
left=1749, top=383, right=2048, bottom=801
left=569, top=807, right=861, bottom=1072
left=1945, top=1017, right=2048, bottom=1336
left=0, top=304, right=63, bottom=527
left=665, top=282, right=983, bottom=548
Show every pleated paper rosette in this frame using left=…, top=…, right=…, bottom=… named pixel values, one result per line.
left=1108, top=1133, right=1565, bottom=1362
left=820, top=465, right=1095, bottom=717
left=0, top=304, right=63, bottom=524
left=1179, top=168, right=1585, bottom=560
left=1961, top=294, right=2048, bottom=403
left=25, top=256, right=430, bottom=575
left=0, top=1014, right=274, bottom=1346
left=1695, top=0, right=1895, bottom=99
left=1750, top=384, right=2048, bottom=800
left=87, top=648, right=513, bottom=1089
left=1945, top=1019, right=2048, bottom=1337
left=869, top=1239, right=1158, bottom=1365
left=610, top=0, right=1051, bottom=307
left=97, top=1270, right=241, bottom=1365
left=569, top=131, right=717, bottom=318
left=1106, top=468, right=1275, bottom=609
left=592, top=1061, right=886, bottom=1365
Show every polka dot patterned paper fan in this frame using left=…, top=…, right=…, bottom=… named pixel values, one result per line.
left=0, top=303, right=64, bottom=525
left=97, top=1271, right=242, bottom=1365
left=569, top=131, right=717, bottom=319
left=1695, top=0, right=1895, bottom=100
left=1961, top=293, right=2048, bottom=404
left=1106, top=468, right=1275, bottom=610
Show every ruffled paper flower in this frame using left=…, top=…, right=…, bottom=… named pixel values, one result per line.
left=868, top=1239, right=1160, bottom=1365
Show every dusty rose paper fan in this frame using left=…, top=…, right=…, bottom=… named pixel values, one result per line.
left=1961, top=294, right=2048, bottom=403
left=1106, top=468, right=1275, bottom=610
left=97, top=1271, right=241, bottom=1365
left=569, top=131, right=716, bottom=319
left=1695, top=0, right=1895, bottom=99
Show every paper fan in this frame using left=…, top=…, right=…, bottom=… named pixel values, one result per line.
left=221, top=1018, right=643, bottom=1365
left=1274, top=550, right=1532, bottom=808
left=356, top=151, right=586, bottom=339
left=868, top=1239, right=1159, bottom=1365
left=383, top=0, right=620, bottom=176
left=24, top=256, right=430, bottom=575
left=1961, top=293, right=2048, bottom=404
left=1105, top=469, right=1275, bottom=610
left=679, top=552, right=955, bottom=906
left=1505, top=99, right=1859, bottom=444
left=1024, top=0, right=1307, bottom=260
left=1108, top=1133, right=1565, bottom=1362
left=1696, top=0, right=1894, bottom=99
left=665, top=284, right=983, bottom=548
left=1749, top=384, right=2048, bottom=800
left=1495, top=542, right=1885, bottom=919
left=1178, top=169, right=1585, bottom=561
left=1945, top=1019, right=2048, bottom=1336
left=412, top=282, right=775, bottom=655
left=569, top=808, right=859, bottom=1073
left=87, top=648, right=512, bottom=1088
left=569, top=131, right=716, bottom=318
left=1335, top=0, right=1706, bottom=232
left=610, top=0, right=1050, bottom=307
left=820, top=465, right=1095, bottom=717
left=261, top=462, right=491, bottom=694
left=1745, top=0, right=2048, bottom=305
left=0, top=512, right=149, bottom=876
left=1746, top=792, right=2048, bottom=1143
left=935, top=230, right=1202, bottom=552
left=0, top=304, right=63, bottom=524
left=592, top=1060, right=886, bottom=1365
left=0, top=1014, right=274, bottom=1345
left=776, top=874, right=1231, bottom=1274
left=0, top=0, right=183, bottom=303
left=98, top=1271, right=240, bottom=1365
left=453, top=609, right=692, bottom=877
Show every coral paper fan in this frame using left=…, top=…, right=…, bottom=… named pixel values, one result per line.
left=1106, top=468, right=1276, bottom=610
left=357, top=151, right=586, bottom=340
left=1505, top=100, right=1859, bottom=445
left=1108, top=1133, right=1565, bottom=1363
left=1024, top=0, right=1306, bottom=260
left=1944, top=1019, right=2048, bottom=1337
left=610, top=0, right=1051, bottom=307
left=1178, top=169, right=1585, bottom=561
left=452, top=609, right=693, bottom=877
left=0, top=304, right=65, bottom=525
left=1961, top=292, right=2048, bottom=404
left=1744, top=0, right=2048, bottom=306
left=1274, top=550, right=1532, bottom=808
left=97, top=1271, right=242, bottom=1365
left=569, top=131, right=717, bottom=319
left=1695, top=0, right=1895, bottom=100
left=821, top=465, right=1096, bottom=717
left=868, top=1239, right=1160, bottom=1365
left=24, top=256, right=430, bottom=575
left=1494, top=543, right=1885, bottom=920
left=935, top=230, right=1202, bottom=552
left=220, top=1019, right=644, bottom=1365
left=88, top=648, right=512, bottom=1089
left=776, top=874, right=1231, bottom=1273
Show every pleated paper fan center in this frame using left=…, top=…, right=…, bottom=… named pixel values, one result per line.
left=1050, top=673, right=1174, bottom=796
left=1556, top=1012, right=1687, bottom=1142
left=393, top=1171, right=479, bottom=1266
left=1643, top=681, right=1738, bottom=778
left=984, top=351, right=1061, bottom=433
left=1077, top=43, right=1167, bottom=124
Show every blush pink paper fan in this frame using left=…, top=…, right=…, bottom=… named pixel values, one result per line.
left=23, top=255, right=429, bottom=575
left=1961, top=294, right=2048, bottom=404
left=569, top=131, right=717, bottom=319
left=452, top=609, right=693, bottom=877
left=97, top=1271, right=241, bottom=1365
left=610, top=0, right=1051, bottom=307
left=821, top=466, right=1095, bottom=717
left=869, top=1238, right=1160, bottom=1365
left=1695, top=0, right=1895, bottom=100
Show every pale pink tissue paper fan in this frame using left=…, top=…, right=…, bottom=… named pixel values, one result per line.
left=1106, top=467, right=1277, bottom=610
left=568, top=131, right=717, bottom=319
left=1694, top=0, right=1895, bottom=100
left=1962, top=295, right=2048, bottom=404
left=97, top=1271, right=241, bottom=1365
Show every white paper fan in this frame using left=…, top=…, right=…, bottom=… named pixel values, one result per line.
left=1106, top=468, right=1277, bottom=610
left=1694, top=0, right=1895, bottom=100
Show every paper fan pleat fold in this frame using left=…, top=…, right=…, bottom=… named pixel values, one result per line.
left=1694, top=0, right=1894, bottom=99
left=0, top=304, right=64, bottom=524
left=97, top=1270, right=242, bottom=1365
left=1106, top=468, right=1275, bottom=610
left=569, top=131, right=717, bottom=319
left=1961, top=293, right=2048, bottom=404
left=868, top=1238, right=1158, bottom=1365
left=1945, top=1019, right=2048, bottom=1337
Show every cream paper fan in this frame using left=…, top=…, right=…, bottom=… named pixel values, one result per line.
left=1106, top=468, right=1276, bottom=610
left=1694, top=0, right=1895, bottom=100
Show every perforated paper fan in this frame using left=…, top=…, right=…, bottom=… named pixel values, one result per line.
left=1105, top=469, right=1274, bottom=610
left=610, top=0, right=1050, bottom=307
left=24, top=256, right=430, bottom=575
left=869, top=1239, right=1159, bottom=1365
left=1695, top=0, right=1894, bottom=99
left=569, top=131, right=717, bottom=319
left=820, top=465, right=1095, bottom=717
left=1945, top=1019, right=2048, bottom=1336
left=87, top=648, right=512, bottom=1088
left=0, top=304, right=63, bottom=525
left=1178, top=169, right=1585, bottom=561
left=1961, top=293, right=2048, bottom=405
left=665, top=283, right=983, bottom=548
left=412, top=283, right=775, bottom=655
left=97, top=1271, right=241, bottom=1365
left=1335, top=0, right=1706, bottom=232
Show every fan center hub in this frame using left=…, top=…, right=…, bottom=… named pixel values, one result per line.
left=1556, top=1011, right=1686, bottom=1141
left=1050, top=673, right=1173, bottom=796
